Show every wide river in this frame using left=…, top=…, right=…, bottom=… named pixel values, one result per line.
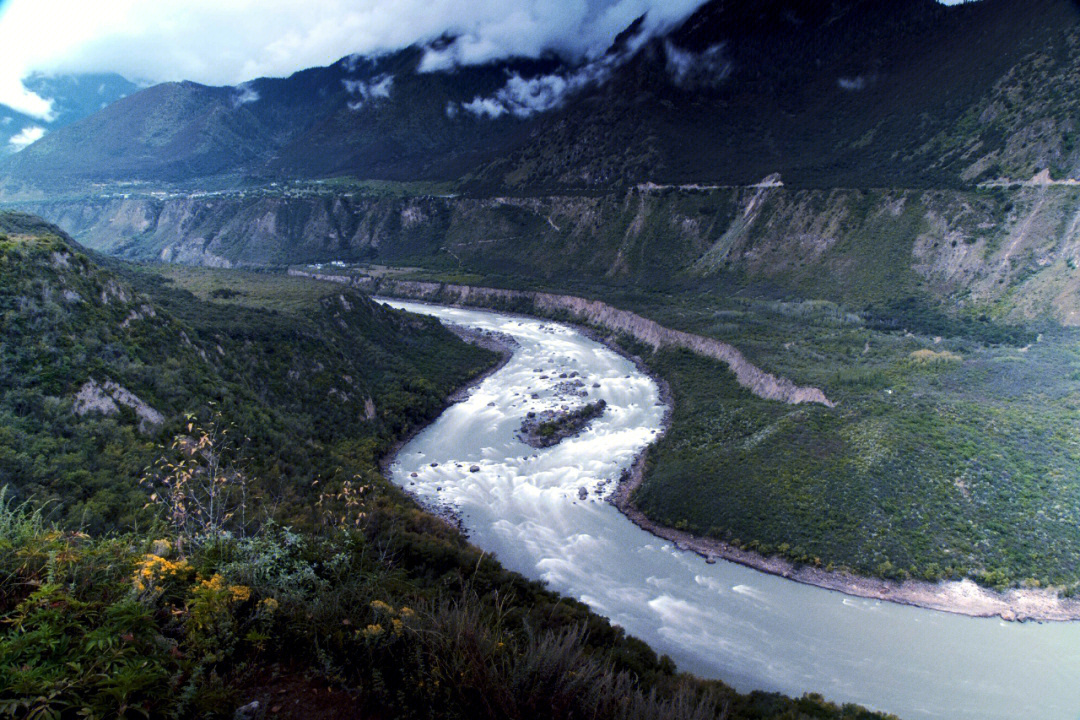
left=381, top=299, right=1080, bottom=720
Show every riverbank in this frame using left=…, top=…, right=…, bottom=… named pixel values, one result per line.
left=377, top=289, right=1080, bottom=622
left=611, top=442, right=1080, bottom=622
left=378, top=320, right=516, bottom=532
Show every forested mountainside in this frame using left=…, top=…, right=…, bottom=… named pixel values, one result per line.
left=4, top=0, right=1080, bottom=194
left=0, top=210, right=494, bottom=528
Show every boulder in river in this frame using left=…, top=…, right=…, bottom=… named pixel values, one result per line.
left=517, top=400, right=607, bottom=448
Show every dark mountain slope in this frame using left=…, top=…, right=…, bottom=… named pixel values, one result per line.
left=265, top=48, right=563, bottom=181
left=476, top=0, right=1080, bottom=189
left=5, top=0, right=1080, bottom=193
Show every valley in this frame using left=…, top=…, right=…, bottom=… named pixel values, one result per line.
left=5, top=0, right=1080, bottom=717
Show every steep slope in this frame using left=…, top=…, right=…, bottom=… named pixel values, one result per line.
left=474, top=0, right=1080, bottom=189
left=22, top=181, right=1080, bottom=331
left=0, top=210, right=496, bottom=528
left=4, top=0, right=1080, bottom=194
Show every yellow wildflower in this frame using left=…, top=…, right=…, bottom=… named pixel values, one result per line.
left=132, top=553, right=193, bottom=595
left=370, top=600, right=394, bottom=614
left=362, top=623, right=384, bottom=638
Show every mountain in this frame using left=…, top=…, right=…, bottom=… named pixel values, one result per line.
left=473, top=0, right=1080, bottom=189
left=0, top=47, right=563, bottom=192
left=1, top=73, right=138, bottom=156
left=3, top=0, right=1080, bottom=194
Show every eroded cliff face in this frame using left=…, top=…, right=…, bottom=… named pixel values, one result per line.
left=291, top=273, right=833, bottom=407
left=18, top=182, right=1080, bottom=324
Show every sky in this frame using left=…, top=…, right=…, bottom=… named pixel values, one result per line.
left=0, top=0, right=710, bottom=122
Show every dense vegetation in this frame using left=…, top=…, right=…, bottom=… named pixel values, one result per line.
left=0, top=214, right=889, bottom=719
left=607, top=292, right=1080, bottom=590
left=0, top=213, right=492, bottom=530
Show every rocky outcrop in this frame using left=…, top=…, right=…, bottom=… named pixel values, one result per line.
left=24, top=182, right=1080, bottom=325
left=518, top=400, right=607, bottom=448
left=73, top=379, right=165, bottom=432
left=370, top=280, right=833, bottom=407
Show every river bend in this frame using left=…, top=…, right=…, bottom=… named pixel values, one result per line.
left=382, top=299, right=1080, bottom=720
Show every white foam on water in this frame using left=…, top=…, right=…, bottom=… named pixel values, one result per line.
left=382, top=299, right=1080, bottom=720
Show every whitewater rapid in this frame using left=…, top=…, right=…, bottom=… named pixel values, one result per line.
left=382, top=299, right=1080, bottom=720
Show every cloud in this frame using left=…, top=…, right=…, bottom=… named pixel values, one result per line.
left=837, top=76, right=866, bottom=91
left=0, top=75, right=55, bottom=121
left=664, top=41, right=731, bottom=88
left=461, top=67, right=602, bottom=119
left=343, top=73, right=393, bottom=110
left=459, top=20, right=652, bottom=120
left=462, top=96, right=508, bottom=119
left=8, top=125, right=46, bottom=151
left=232, top=82, right=260, bottom=107
left=0, top=0, right=708, bottom=122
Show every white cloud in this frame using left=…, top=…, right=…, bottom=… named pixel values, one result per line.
left=0, top=75, right=55, bottom=121
left=664, top=41, right=730, bottom=88
left=0, top=0, right=708, bottom=122
left=462, top=96, right=508, bottom=119
left=8, top=125, right=46, bottom=151
left=343, top=73, right=393, bottom=110
left=232, top=82, right=260, bottom=107
left=838, top=76, right=866, bottom=91
left=460, top=20, right=652, bottom=120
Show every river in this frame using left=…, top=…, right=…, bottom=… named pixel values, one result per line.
left=381, top=299, right=1080, bottom=720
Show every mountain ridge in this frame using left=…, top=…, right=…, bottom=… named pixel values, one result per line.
left=6, top=0, right=1080, bottom=195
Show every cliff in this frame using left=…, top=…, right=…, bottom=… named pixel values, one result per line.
left=17, top=182, right=1080, bottom=329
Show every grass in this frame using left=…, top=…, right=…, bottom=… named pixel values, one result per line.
left=0, top=492, right=889, bottom=720
left=618, top=293, right=1080, bottom=589
left=144, top=265, right=348, bottom=315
